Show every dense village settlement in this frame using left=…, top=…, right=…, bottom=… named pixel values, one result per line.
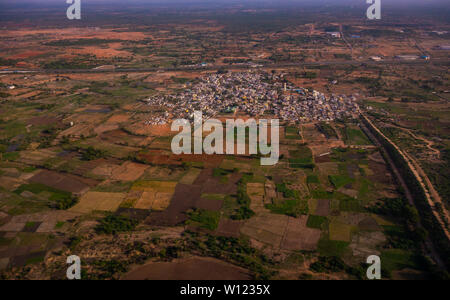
left=143, top=72, right=360, bottom=125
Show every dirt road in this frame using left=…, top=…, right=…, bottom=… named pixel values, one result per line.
left=361, top=115, right=449, bottom=268
left=362, top=115, right=449, bottom=237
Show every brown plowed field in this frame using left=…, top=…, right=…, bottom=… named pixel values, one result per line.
left=123, top=256, right=251, bottom=280
left=29, top=170, right=94, bottom=194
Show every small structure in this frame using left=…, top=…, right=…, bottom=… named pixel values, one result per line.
left=326, top=32, right=341, bottom=38
left=395, top=55, right=419, bottom=61
left=432, top=31, right=448, bottom=35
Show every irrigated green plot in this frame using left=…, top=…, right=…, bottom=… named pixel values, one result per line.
left=76, top=139, right=140, bottom=158
left=329, top=175, right=354, bottom=189
left=337, top=193, right=361, bottom=212
left=317, top=237, right=350, bottom=257
left=14, top=183, right=72, bottom=203
left=268, top=183, right=309, bottom=216
left=342, top=126, right=371, bottom=146
left=381, top=249, right=420, bottom=277
left=288, top=146, right=314, bottom=169
left=266, top=198, right=309, bottom=217
left=187, top=209, right=220, bottom=230
left=306, top=215, right=328, bottom=229
left=311, top=188, right=333, bottom=199
left=285, top=126, right=302, bottom=140
left=307, top=175, right=320, bottom=184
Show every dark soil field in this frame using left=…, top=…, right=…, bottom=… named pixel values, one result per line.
left=29, top=170, right=93, bottom=194
left=315, top=154, right=332, bottom=163
left=70, top=159, right=106, bottom=177
left=146, top=183, right=202, bottom=226
left=215, top=219, right=243, bottom=238
left=27, top=116, right=62, bottom=127
left=281, top=216, right=321, bottom=251
left=194, top=168, right=241, bottom=195
left=195, top=197, right=223, bottom=211
left=315, top=199, right=330, bottom=217
left=368, top=160, right=393, bottom=185
left=123, top=256, right=251, bottom=280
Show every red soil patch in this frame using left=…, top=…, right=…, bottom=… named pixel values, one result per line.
left=148, top=125, right=174, bottom=136
left=106, top=114, right=130, bottom=124
left=129, top=124, right=174, bottom=137
left=69, top=46, right=131, bottom=58
left=138, top=151, right=183, bottom=166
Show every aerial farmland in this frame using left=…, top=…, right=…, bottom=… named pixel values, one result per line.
left=0, top=0, right=449, bottom=282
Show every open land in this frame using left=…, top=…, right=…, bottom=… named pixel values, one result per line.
left=0, top=1, right=449, bottom=280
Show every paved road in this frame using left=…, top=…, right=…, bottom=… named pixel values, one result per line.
left=0, top=58, right=443, bottom=75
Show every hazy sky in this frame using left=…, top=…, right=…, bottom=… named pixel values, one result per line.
left=1, top=0, right=449, bottom=5
left=0, top=0, right=448, bottom=14
left=0, top=0, right=448, bottom=25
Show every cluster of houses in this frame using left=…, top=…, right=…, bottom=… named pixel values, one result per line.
left=142, top=71, right=360, bottom=125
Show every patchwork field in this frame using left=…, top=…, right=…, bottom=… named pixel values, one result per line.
left=29, top=170, right=92, bottom=194
left=70, top=192, right=126, bottom=214
left=131, top=181, right=177, bottom=211
left=1, top=9, right=447, bottom=279
left=111, top=162, right=149, bottom=181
